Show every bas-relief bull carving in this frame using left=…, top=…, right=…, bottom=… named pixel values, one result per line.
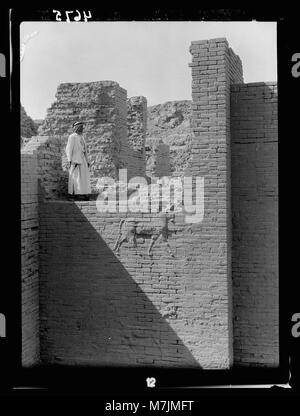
left=113, top=208, right=176, bottom=257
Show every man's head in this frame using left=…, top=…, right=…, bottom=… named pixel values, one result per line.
left=73, top=121, right=84, bottom=134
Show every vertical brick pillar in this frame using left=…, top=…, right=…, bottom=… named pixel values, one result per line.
left=187, top=38, right=243, bottom=367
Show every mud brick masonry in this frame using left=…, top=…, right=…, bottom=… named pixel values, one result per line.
left=39, top=82, right=146, bottom=187
left=21, top=38, right=278, bottom=368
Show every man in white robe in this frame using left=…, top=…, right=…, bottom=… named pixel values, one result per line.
left=66, top=121, right=91, bottom=200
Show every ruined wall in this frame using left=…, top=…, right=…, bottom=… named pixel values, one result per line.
left=36, top=38, right=248, bottom=369
left=21, top=104, right=38, bottom=139
left=146, top=101, right=193, bottom=176
left=146, top=140, right=171, bottom=178
left=24, top=136, right=68, bottom=200
left=39, top=81, right=145, bottom=190
left=231, top=82, right=279, bottom=366
left=127, top=96, right=147, bottom=155
left=21, top=149, right=40, bottom=366
left=124, top=96, right=147, bottom=178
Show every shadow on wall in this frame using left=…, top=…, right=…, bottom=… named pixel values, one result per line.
left=39, top=201, right=201, bottom=368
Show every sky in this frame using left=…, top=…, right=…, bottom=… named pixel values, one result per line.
left=20, top=21, right=277, bottom=120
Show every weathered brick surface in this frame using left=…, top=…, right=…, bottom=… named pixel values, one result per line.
left=39, top=82, right=147, bottom=189
left=40, top=81, right=127, bottom=183
left=146, top=140, right=171, bottom=178
left=21, top=104, right=38, bottom=139
left=36, top=39, right=247, bottom=369
left=127, top=96, right=147, bottom=155
left=124, top=96, right=147, bottom=178
left=146, top=101, right=193, bottom=176
left=39, top=201, right=233, bottom=368
left=21, top=149, right=40, bottom=366
left=22, top=38, right=279, bottom=369
left=21, top=135, right=71, bottom=366
left=23, top=135, right=68, bottom=199
left=231, top=82, right=279, bottom=366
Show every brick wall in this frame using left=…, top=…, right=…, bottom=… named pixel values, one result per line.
left=21, top=135, right=69, bottom=366
left=24, top=136, right=68, bottom=200
left=21, top=147, right=40, bottom=366
left=127, top=96, right=147, bottom=155
left=186, top=38, right=244, bottom=367
left=40, top=81, right=128, bottom=185
left=146, top=100, right=193, bottom=176
left=22, top=38, right=278, bottom=369
left=39, top=82, right=147, bottom=189
left=146, top=140, right=171, bottom=178
left=39, top=201, right=235, bottom=368
left=231, top=82, right=279, bottom=366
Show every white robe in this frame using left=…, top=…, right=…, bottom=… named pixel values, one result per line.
left=65, top=133, right=91, bottom=195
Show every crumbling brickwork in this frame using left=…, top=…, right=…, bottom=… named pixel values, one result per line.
left=124, top=95, right=147, bottom=178
left=231, top=82, right=279, bottom=366
left=127, top=96, right=147, bottom=155
left=146, top=101, right=193, bottom=176
left=39, top=82, right=147, bottom=189
left=23, top=136, right=68, bottom=200
left=21, top=104, right=38, bottom=139
left=39, top=201, right=228, bottom=367
left=21, top=38, right=278, bottom=369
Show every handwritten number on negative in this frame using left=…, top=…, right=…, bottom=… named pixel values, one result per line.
left=53, top=10, right=92, bottom=22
